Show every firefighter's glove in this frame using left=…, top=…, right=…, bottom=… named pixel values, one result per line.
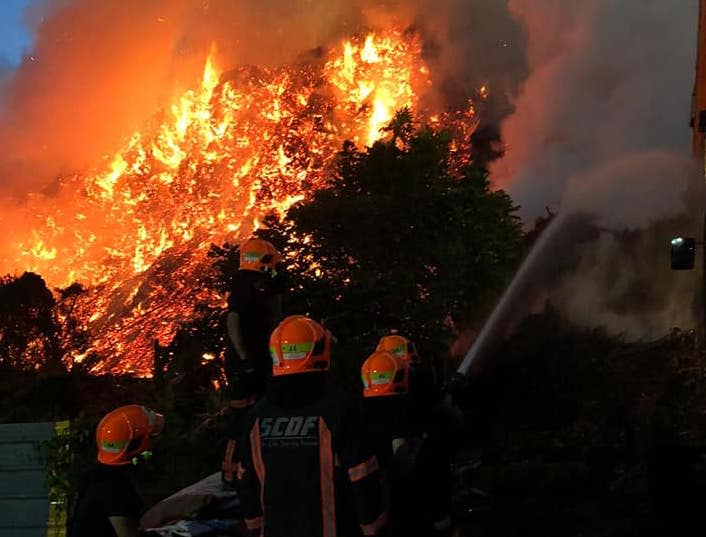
left=238, top=352, right=256, bottom=375
left=433, top=515, right=454, bottom=537
left=443, top=373, right=468, bottom=407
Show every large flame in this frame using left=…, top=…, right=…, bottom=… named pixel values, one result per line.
left=0, top=30, right=477, bottom=375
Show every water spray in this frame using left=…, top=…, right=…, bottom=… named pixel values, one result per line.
left=456, top=214, right=567, bottom=376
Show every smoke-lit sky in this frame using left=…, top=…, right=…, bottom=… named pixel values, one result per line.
left=0, top=0, right=33, bottom=67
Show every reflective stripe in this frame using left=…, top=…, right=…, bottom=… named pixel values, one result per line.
left=245, top=516, right=264, bottom=530
left=251, top=419, right=266, bottom=532
left=221, top=439, right=237, bottom=481
left=319, top=418, right=336, bottom=537
left=236, top=462, right=246, bottom=480
left=231, top=395, right=257, bottom=408
left=361, top=511, right=387, bottom=536
left=348, top=456, right=380, bottom=482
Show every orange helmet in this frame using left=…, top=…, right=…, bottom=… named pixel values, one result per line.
left=96, top=405, right=165, bottom=466
left=361, top=350, right=409, bottom=398
left=269, top=315, right=331, bottom=376
left=239, top=238, right=282, bottom=273
left=376, top=334, right=419, bottom=365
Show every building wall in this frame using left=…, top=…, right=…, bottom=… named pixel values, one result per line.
left=0, top=422, right=67, bottom=537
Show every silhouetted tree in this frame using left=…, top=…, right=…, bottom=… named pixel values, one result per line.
left=249, top=112, right=522, bottom=373
left=0, top=272, right=63, bottom=371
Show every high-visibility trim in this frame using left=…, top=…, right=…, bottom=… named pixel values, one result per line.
left=281, top=342, right=314, bottom=361
left=361, top=511, right=387, bottom=536
left=251, top=419, right=266, bottom=531
left=348, top=456, right=380, bottom=482
left=319, top=417, right=336, bottom=537
left=231, top=395, right=257, bottom=408
left=236, top=462, right=246, bottom=480
left=245, top=516, right=264, bottom=530
left=222, top=439, right=237, bottom=481
left=370, top=371, right=394, bottom=385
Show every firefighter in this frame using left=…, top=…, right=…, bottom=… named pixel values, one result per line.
left=360, top=350, right=411, bottom=468
left=238, top=315, right=388, bottom=537
left=372, top=335, right=458, bottom=537
left=376, top=334, right=438, bottom=428
left=69, top=405, right=165, bottom=537
left=222, top=237, right=284, bottom=485
left=360, top=349, right=416, bottom=537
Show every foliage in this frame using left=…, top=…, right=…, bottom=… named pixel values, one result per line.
left=13, top=111, right=525, bottom=526
left=256, top=113, right=522, bottom=372
left=152, top=303, right=227, bottom=394
left=4, top=109, right=706, bottom=536
left=0, top=272, right=62, bottom=371
left=2, top=276, right=228, bottom=520
left=39, top=419, right=93, bottom=517
left=30, top=370, right=227, bottom=522
left=457, top=307, right=706, bottom=536
left=0, top=273, right=91, bottom=372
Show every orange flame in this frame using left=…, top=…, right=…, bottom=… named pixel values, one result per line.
left=0, top=30, right=477, bottom=375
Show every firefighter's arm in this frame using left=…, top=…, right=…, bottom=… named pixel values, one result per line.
left=226, top=312, right=254, bottom=370
left=236, top=418, right=264, bottom=535
left=346, top=454, right=387, bottom=536
left=391, top=436, right=417, bottom=476
left=340, top=404, right=388, bottom=536
left=389, top=403, right=416, bottom=475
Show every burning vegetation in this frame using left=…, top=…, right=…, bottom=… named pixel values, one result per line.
left=0, top=30, right=481, bottom=375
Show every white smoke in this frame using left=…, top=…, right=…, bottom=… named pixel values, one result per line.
left=494, top=0, right=702, bottom=337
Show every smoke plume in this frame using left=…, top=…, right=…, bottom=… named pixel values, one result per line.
left=495, top=0, right=698, bottom=219
left=495, top=0, right=702, bottom=337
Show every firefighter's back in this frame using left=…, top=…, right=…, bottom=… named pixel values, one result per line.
left=256, top=378, right=342, bottom=536
left=238, top=315, right=386, bottom=537
left=240, top=374, right=348, bottom=537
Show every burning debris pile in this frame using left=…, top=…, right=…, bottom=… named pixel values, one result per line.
left=0, top=30, right=481, bottom=375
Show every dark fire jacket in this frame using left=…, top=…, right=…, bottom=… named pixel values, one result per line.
left=238, top=376, right=387, bottom=537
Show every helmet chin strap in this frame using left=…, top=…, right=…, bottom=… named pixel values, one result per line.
left=131, top=450, right=153, bottom=466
